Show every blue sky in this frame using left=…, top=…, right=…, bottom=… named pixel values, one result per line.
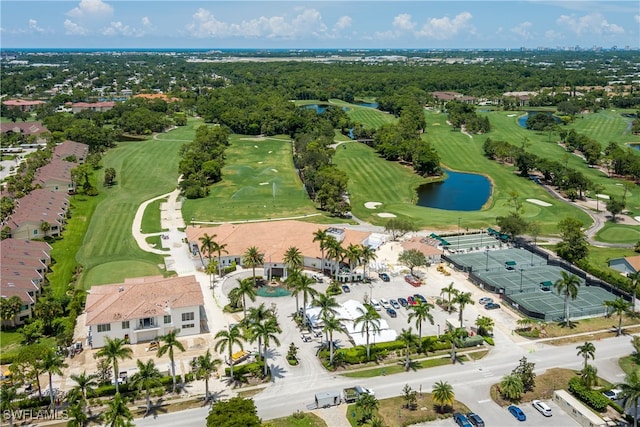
left=1, top=1, right=639, bottom=49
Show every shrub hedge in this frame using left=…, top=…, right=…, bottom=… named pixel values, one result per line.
left=568, top=377, right=610, bottom=412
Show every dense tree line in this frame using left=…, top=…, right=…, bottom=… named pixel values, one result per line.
left=446, top=101, right=490, bottom=134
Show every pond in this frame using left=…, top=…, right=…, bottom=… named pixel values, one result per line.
left=358, top=102, right=379, bottom=108
left=518, top=111, right=561, bottom=128
left=256, top=285, right=291, bottom=297
left=628, top=144, right=640, bottom=151
left=302, top=104, right=349, bottom=114
left=416, top=169, right=492, bottom=211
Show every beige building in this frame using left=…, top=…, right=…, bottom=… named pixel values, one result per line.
left=84, top=275, right=204, bottom=348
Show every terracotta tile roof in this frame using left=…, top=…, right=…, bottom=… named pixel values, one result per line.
left=186, top=220, right=371, bottom=263
left=5, top=189, right=69, bottom=228
left=0, top=122, right=49, bottom=136
left=35, top=158, right=76, bottom=186
left=0, top=277, right=40, bottom=303
left=133, top=93, right=180, bottom=102
left=0, top=239, right=52, bottom=257
left=625, top=255, right=640, bottom=272
left=401, top=236, right=443, bottom=257
left=2, top=99, right=45, bottom=107
left=72, top=101, right=116, bottom=109
left=85, top=275, right=204, bottom=326
left=53, top=140, right=88, bottom=161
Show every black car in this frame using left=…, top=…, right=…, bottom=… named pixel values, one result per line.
left=414, top=294, right=427, bottom=304
left=386, top=307, right=397, bottom=318
left=342, top=284, right=351, bottom=293
left=379, top=272, right=390, bottom=282
left=485, top=302, right=501, bottom=310
left=398, top=297, right=409, bottom=307
left=466, top=412, right=485, bottom=427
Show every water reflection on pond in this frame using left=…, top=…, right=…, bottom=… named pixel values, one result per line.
left=416, top=169, right=491, bottom=211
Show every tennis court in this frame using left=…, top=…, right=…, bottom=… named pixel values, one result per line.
left=448, top=248, right=617, bottom=321
left=429, top=231, right=507, bottom=253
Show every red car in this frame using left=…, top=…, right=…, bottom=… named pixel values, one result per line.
left=407, top=296, right=418, bottom=306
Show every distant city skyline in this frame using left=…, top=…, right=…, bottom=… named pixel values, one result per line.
left=1, top=0, right=639, bottom=50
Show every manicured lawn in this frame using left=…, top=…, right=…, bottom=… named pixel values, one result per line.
left=330, top=99, right=396, bottom=128
left=596, top=222, right=640, bottom=244
left=619, top=355, right=638, bottom=374
left=142, top=198, right=167, bottom=233
left=1, top=333, right=55, bottom=363
left=341, top=355, right=452, bottom=378
left=182, top=134, right=322, bottom=222
left=267, top=412, right=327, bottom=427
left=490, top=368, right=577, bottom=407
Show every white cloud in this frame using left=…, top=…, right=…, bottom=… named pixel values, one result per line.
left=415, top=12, right=474, bottom=40
left=557, top=12, right=624, bottom=36
left=141, top=16, right=151, bottom=27
left=28, top=19, right=45, bottom=33
left=510, top=22, right=533, bottom=40
left=102, top=21, right=142, bottom=37
left=64, top=19, right=88, bottom=35
left=634, top=15, right=640, bottom=24
left=334, top=16, right=352, bottom=31
left=186, top=7, right=332, bottom=39
left=67, top=0, right=113, bottom=18
left=393, top=13, right=415, bottom=31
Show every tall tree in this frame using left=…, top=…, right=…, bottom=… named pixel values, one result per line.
left=242, top=246, right=264, bottom=285
left=312, top=228, right=328, bottom=275
left=291, top=272, right=318, bottom=322
left=345, top=243, right=362, bottom=282
left=446, top=327, right=466, bottom=364
left=323, top=315, right=347, bottom=366
left=475, top=316, right=494, bottom=337
left=69, top=371, right=98, bottom=412
left=192, top=350, right=222, bottom=404
left=0, top=384, right=18, bottom=427
left=359, top=244, right=377, bottom=281
left=556, top=217, right=589, bottom=263
left=235, top=278, right=258, bottom=319
left=398, top=249, right=427, bottom=276
left=432, top=380, right=455, bottom=413
left=440, top=282, right=458, bottom=314
left=130, top=359, right=162, bottom=416
left=581, top=364, right=599, bottom=389
left=618, top=369, right=640, bottom=427
left=312, top=292, right=340, bottom=342
left=452, top=291, right=474, bottom=328
left=157, top=330, right=186, bottom=393
left=408, top=301, right=434, bottom=340
left=252, top=317, right=281, bottom=377
left=398, top=328, right=418, bottom=370
left=576, top=341, right=596, bottom=370
left=211, top=240, right=228, bottom=279
left=0, top=296, right=23, bottom=327
left=96, top=337, right=133, bottom=394
left=604, top=297, right=631, bottom=336
left=629, top=271, right=640, bottom=313
left=206, top=397, right=261, bottom=427
left=283, top=246, right=303, bottom=274
left=325, top=236, right=343, bottom=281
left=41, top=348, right=68, bottom=408
left=199, top=233, right=216, bottom=262
left=103, top=392, right=133, bottom=427
left=214, top=325, right=245, bottom=382
left=354, top=305, right=382, bottom=360
left=499, top=374, right=524, bottom=401
left=554, top=272, right=582, bottom=327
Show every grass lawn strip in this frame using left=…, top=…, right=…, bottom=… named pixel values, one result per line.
left=266, top=412, right=327, bottom=427
left=490, top=368, right=577, bottom=407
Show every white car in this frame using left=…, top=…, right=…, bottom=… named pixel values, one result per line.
left=532, top=400, right=552, bottom=417
left=370, top=299, right=382, bottom=311
left=380, top=298, right=391, bottom=309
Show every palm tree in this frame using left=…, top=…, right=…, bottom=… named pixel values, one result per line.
left=214, top=325, right=245, bottom=382
left=242, top=246, right=264, bottom=285
left=312, top=292, right=340, bottom=341
left=235, top=278, right=258, bottom=319
left=211, top=240, right=228, bottom=279
left=499, top=374, right=524, bottom=401
left=103, top=392, right=133, bottom=427
left=604, top=297, right=631, bottom=336
left=432, top=380, right=455, bottom=412
left=447, top=327, right=466, bottom=364
left=452, top=291, right=474, bottom=328
left=581, top=364, right=599, bottom=389
left=252, top=317, right=281, bottom=377
left=632, top=336, right=640, bottom=363
left=41, top=348, right=68, bottom=407
left=0, top=384, right=18, bottom=427
left=66, top=401, right=90, bottom=427
left=294, top=273, right=318, bottom=321
left=130, top=359, right=162, bottom=416
left=157, top=330, right=186, bottom=393
left=354, top=393, right=379, bottom=423
left=192, top=350, right=222, bottom=403
left=323, top=316, right=348, bottom=366
left=245, top=303, right=275, bottom=331
left=554, top=272, right=581, bottom=327
left=312, top=228, right=328, bottom=275
left=398, top=328, right=418, bottom=370
left=0, top=295, right=23, bottom=327
left=359, top=244, right=377, bottom=281
left=408, top=301, right=434, bottom=341
left=576, top=341, right=596, bottom=370
left=630, top=271, right=640, bottom=313
left=354, top=305, right=381, bottom=360
left=199, top=233, right=216, bottom=262
left=345, top=243, right=362, bottom=282
left=325, top=236, right=343, bottom=281
left=69, top=371, right=98, bottom=411
left=475, top=316, right=495, bottom=337
left=440, top=282, right=458, bottom=313
left=205, top=259, right=218, bottom=288
left=618, top=369, right=640, bottom=427
left=96, top=337, right=133, bottom=394
left=283, top=246, right=303, bottom=275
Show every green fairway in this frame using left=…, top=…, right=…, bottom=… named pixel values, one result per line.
left=75, top=120, right=203, bottom=289
left=182, top=135, right=323, bottom=222
left=330, top=98, right=397, bottom=128
left=595, top=221, right=640, bottom=244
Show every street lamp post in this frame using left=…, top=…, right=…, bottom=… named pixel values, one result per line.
left=485, top=249, right=489, bottom=271
left=369, top=283, right=373, bottom=302
left=437, top=324, right=440, bottom=337
left=480, top=229, right=483, bottom=249
left=457, top=217, right=461, bottom=250
left=520, top=268, right=524, bottom=293
left=191, top=216, right=194, bottom=227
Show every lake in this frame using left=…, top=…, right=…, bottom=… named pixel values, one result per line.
left=358, top=102, right=379, bottom=108
left=518, top=111, right=561, bottom=128
left=416, top=169, right=492, bottom=211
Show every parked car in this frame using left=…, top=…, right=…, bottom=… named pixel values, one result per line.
left=484, top=302, right=501, bottom=310
left=466, top=412, right=485, bottom=427
left=370, top=299, right=382, bottom=311
left=379, top=272, right=390, bottom=282
left=342, top=284, right=351, bottom=293
left=398, top=297, right=409, bottom=308
left=380, top=298, right=391, bottom=309
left=312, top=274, right=323, bottom=283
left=413, top=294, right=427, bottom=304
left=390, top=299, right=401, bottom=309
left=508, top=405, right=526, bottom=421
left=603, top=389, right=623, bottom=400
left=453, top=412, right=472, bottom=427
left=532, top=400, right=552, bottom=417
left=404, top=275, right=421, bottom=287
left=407, top=296, right=417, bottom=306
left=386, top=307, right=397, bottom=318
left=478, top=297, right=493, bottom=305
left=301, top=333, right=312, bottom=342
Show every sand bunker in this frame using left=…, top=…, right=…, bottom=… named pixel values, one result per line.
left=635, top=216, right=640, bottom=223
left=271, top=169, right=278, bottom=173
left=254, top=145, right=259, bottom=148
left=259, top=182, right=269, bottom=186
left=507, top=114, right=517, bottom=117
left=377, top=213, right=397, bottom=218
left=268, top=151, right=272, bottom=154
left=596, top=194, right=610, bottom=200
left=526, top=199, right=552, bottom=207
left=365, top=202, right=382, bottom=209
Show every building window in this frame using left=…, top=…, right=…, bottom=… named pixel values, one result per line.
left=181, top=312, right=194, bottom=322
left=183, top=324, right=194, bottom=329
left=33, top=229, right=38, bottom=235
left=97, top=324, right=111, bottom=333
left=122, top=321, right=130, bottom=329
left=164, top=315, right=172, bottom=324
